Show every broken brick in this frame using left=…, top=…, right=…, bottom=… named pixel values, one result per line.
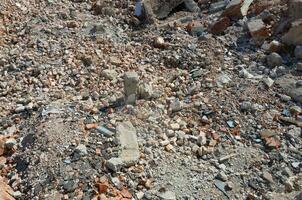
left=210, top=17, right=231, bottom=35
left=247, top=19, right=270, bottom=44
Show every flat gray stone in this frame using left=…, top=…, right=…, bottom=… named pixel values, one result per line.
left=275, top=74, right=302, bottom=103
left=106, top=157, right=123, bottom=172
left=117, top=121, right=140, bottom=164
left=74, top=144, right=88, bottom=156
left=158, top=191, right=176, bottom=200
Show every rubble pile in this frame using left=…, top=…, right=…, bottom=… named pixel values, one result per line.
left=0, top=0, right=301, bottom=199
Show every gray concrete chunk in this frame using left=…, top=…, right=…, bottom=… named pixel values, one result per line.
left=117, top=121, right=140, bottom=164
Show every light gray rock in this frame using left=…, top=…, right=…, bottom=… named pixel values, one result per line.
left=216, top=74, right=231, bottom=87
left=170, top=98, right=182, bottom=112
left=239, top=68, right=254, bottom=78
left=262, top=171, right=274, bottom=184
left=280, top=94, right=291, bottom=102
left=240, top=101, right=252, bottom=111
left=106, top=157, right=123, bottom=172
left=158, top=191, right=176, bottom=200
left=217, top=171, right=228, bottom=182
left=124, top=72, right=139, bottom=105
left=276, top=74, right=302, bottom=103
left=102, top=69, right=118, bottom=80
left=74, top=144, right=88, bottom=156
left=96, top=126, right=115, bottom=137
left=138, top=82, right=153, bottom=100
left=5, top=138, right=17, bottom=150
left=117, top=121, right=140, bottom=164
left=267, top=53, right=283, bottom=68
left=263, top=77, right=274, bottom=88
left=15, top=105, right=26, bottom=113
left=209, top=1, right=228, bottom=13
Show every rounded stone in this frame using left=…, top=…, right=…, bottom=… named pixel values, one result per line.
left=266, top=53, right=283, bottom=68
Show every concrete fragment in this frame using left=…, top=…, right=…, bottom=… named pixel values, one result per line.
left=101, top=69, right=118, bottom=80
left=261, top=40, right=281, bottom=52
left=282, top=20, right=302, bottom=46
left=96, top=126, right=115, bottom=137
left=106, top=157, right=123, bottom=172
left=294, top=46, right=302, bottom=60
left=263, top=77, right=274, bottom=88
left=124, top=72, right=139, bottom=105
left=262, top=171, right=274, bottom=184
left=158, top=190, right=176, bottom=200
left=216, top=74, right=231, bottom=87
left=210, top=17, right=231, bottom=35
left=289, top=0, right=302, bottom=20
left=74, top=144, right=88, bottom=156
left=217, top=171, right=228, bottom=182
left=141, top=0, right=200, bottom=20
left=117, top=121, right=140, bottom=164
left=138, top=82, right=153, bottom=99
left=247, top=19, right=269, bottom=44
left=240, top=0, right=254, bottom=16
left=276, top=74, right=302, bottom=103
left=209, top=1, right=228, bottom=13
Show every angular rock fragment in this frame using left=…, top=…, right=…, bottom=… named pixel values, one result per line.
left=210, top=17, right=231, bottom=35
left=276, top=74, right=302, bottom=103
left=106, top=157, right=123, bottom=172
left=222, top=0, right=253, bottom=18
left=138, top=82, right=153, bottom=100
left=117, top=121, right=140, bottom=164
left=263, top=77, right=274, bottom=88
left=153, top=36, right=166, bottom=49
left=209, top=1, right=228, bottom=13
left=124, top=72, right=139, bottom=105
left=247, top=19, right=269, bottom=44
left=140, top=0, right=200, bottom=21
left=101, top=69, right=118, bottom=80
left=240, top=0, right=254, bottom=16
left=74, top=144, right=88, bottom=156
left=261, top=40, right=281, bottom=52
left=158, top=190, right=176, bottom=200
left=282, top=20, right=302, bottom=45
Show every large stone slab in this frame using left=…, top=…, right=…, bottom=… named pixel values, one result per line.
left=282, top=20, right=302, bottom=46
left=141, top=0, right=200, bottom=20
left=275, top=74, right=302, bottom=103
left=289, top=0, right=302, bottom=20
left=117, top=121, right=140, bottom=164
